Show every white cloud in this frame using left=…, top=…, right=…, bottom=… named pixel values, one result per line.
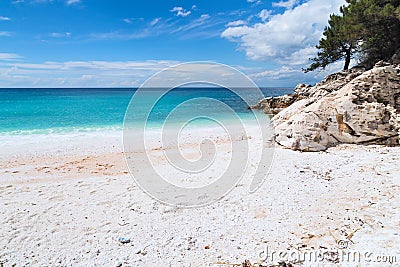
left=93, top=12, right=222, bottom=41
left=258, top=9, right=272, bottom=21
left=122, top=18, right=144, bottom=24
left=200, top=14, right=210, bottom=19
left=272, top=0, right=299, bottom=9
left=0, top=60, right=180, bottom=87
left=150, top=17, right=161, bottom=26
left=222, top=0, right=346, bottom=65
left=247, top=0, right=262, bottom=5
left=66, top=0, right=80, bottom=5
left=0, top=56, right=354, bottom=87
left=170, top=7, right=191, bottom=17
left=22, top=0, right=81, bottom=4
left=49, top=32, right=71, bottom=38
left=0, top=31, right=12, bottom=37
left=122, top=18, right=133, bottom=24
left=248, top=65, right=321, bottom=86
left=279, top=46, right=318, bottom=65
left=90, top=31, right=151, bottom=40
left=91, top=14, right=217, bottom=41
left=0, top=16, right=11, bottom=21
left=250, top=65, right=302, bottom=80
left=226, top=20, right=247, bottom=27
left=169, top=13, right=217, bottom=39
left=248, top=58, right=356, bottom=86
left=0, top=53, right=22, bottom=61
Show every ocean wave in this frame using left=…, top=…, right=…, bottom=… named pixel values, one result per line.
left=0, top=125, right=123, bottom=136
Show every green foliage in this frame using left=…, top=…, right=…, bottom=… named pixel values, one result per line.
left=305, top=0, right=400, bottom=72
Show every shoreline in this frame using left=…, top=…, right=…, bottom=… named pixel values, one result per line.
left=0, top=122, right=267, bottom=185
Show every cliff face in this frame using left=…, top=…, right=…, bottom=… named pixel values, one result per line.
left=255, top=62, right=400, bottom=151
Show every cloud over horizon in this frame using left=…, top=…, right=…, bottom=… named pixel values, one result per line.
left=0, top=60, right=180, bottom=87
left=0, top=53, right=22, bottom=60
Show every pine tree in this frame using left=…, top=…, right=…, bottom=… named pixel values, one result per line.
left=304, top=12, right=361, bottom=72
left=305, top=0, right=400, bottom=72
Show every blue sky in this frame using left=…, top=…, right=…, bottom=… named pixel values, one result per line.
left=0, top=0, right=346, bottom=87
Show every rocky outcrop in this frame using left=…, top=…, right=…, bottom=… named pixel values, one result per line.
left=261, top=63, right=400, bottom=151
left=250, top=93, right=303, bottom=115
left=251, top=67, right=365, bottom=115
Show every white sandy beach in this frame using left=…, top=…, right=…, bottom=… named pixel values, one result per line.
left=0, top=127, right=399, bottom=266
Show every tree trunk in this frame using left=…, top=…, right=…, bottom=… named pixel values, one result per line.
left=344, top=49, right=351, bottom=70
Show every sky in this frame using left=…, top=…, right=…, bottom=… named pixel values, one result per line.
left=0, top=0, right=347, bottom=88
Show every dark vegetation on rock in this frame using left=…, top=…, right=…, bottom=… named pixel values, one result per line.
left=305, top=0, right=400, bottom=72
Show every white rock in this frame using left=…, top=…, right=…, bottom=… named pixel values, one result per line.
left=272, top=66, right=400, bottom=151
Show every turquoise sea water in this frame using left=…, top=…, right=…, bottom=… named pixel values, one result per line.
left=0, top=88, right=292, bottom=135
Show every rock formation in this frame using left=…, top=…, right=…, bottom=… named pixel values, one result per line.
left=254, top=63, right=400, bottom=151
left=251, top=67, right=366, bottom=115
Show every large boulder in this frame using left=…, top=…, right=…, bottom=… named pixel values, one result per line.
left=271, top=64, right=400, bottom=151
left=250, top=93, right=302, bottom=115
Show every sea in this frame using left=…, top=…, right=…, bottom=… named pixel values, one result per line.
left=0, top=87, right=293, bottom=135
